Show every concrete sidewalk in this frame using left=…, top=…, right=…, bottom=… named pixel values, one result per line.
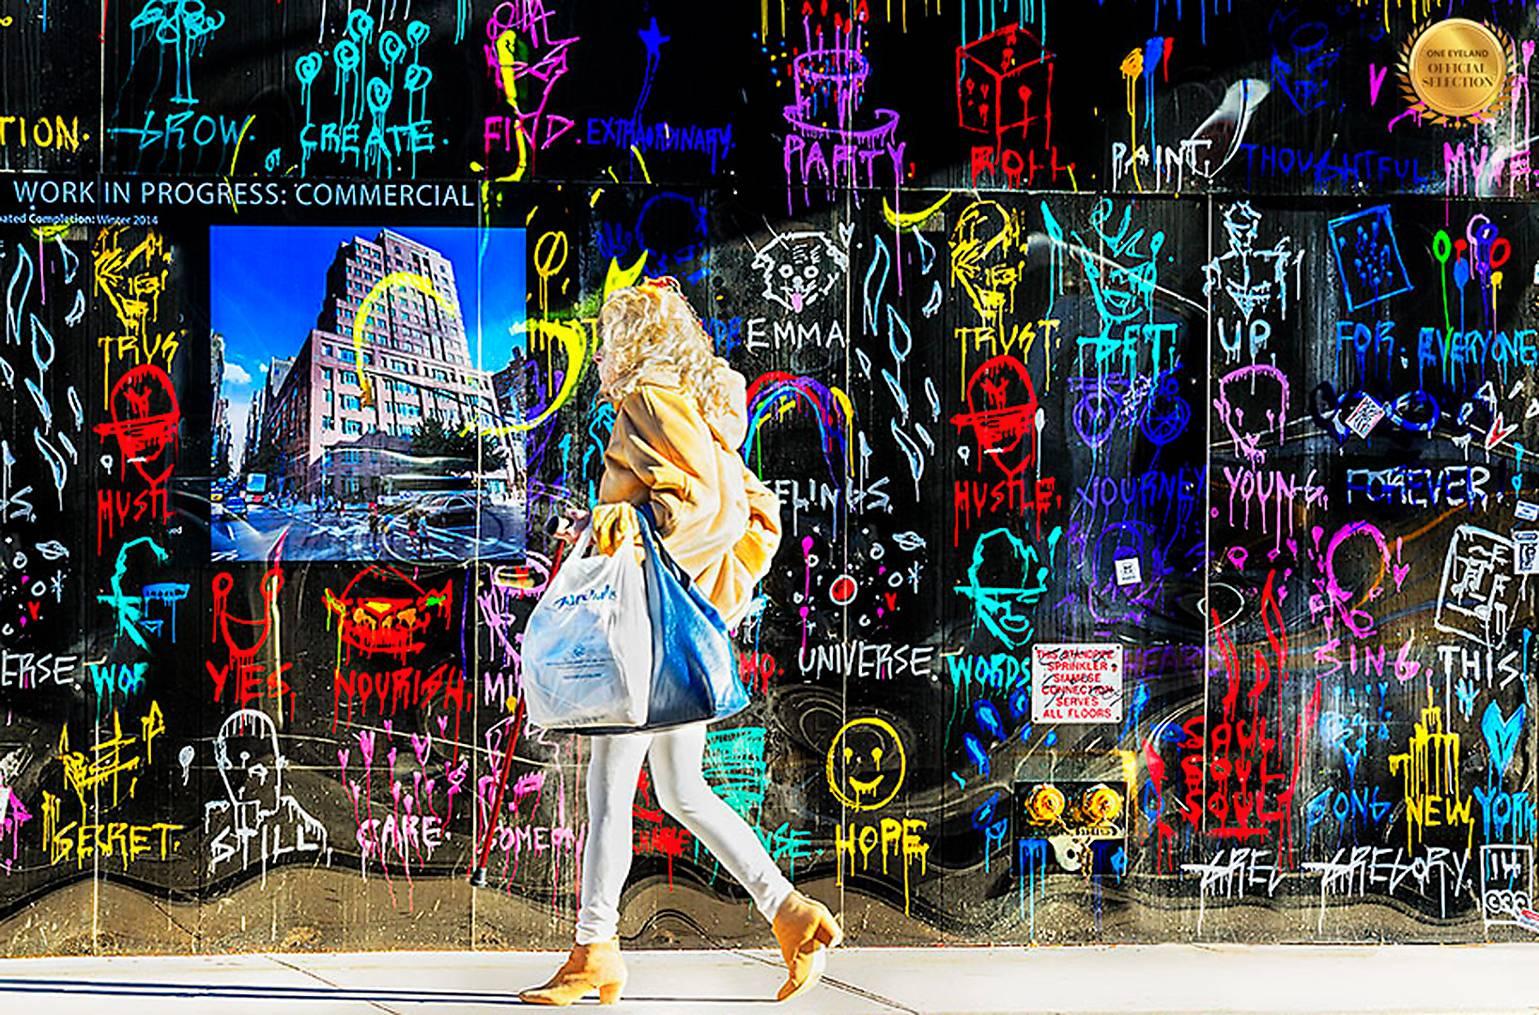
left=0, top=944, right=1534, bottom=1013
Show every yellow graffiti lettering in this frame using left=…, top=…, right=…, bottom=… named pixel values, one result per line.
left=1389, top=691, right=1474, bottom=853
left=0, top=114, right=82, bottom=151
left=531, top=230, right=569, bottom=312
left=41, top=804, right=182, bottom=870
left=949, top=201, right=1034, bottom=391
left=834, top=817, right=929, bottom=914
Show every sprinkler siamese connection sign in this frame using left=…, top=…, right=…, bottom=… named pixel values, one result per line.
left=1031, top=644, right=1123, bottom=724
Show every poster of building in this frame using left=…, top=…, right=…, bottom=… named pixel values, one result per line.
left=210, top=226, right=527, bottom=562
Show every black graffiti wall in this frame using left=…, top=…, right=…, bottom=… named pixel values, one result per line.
left=0, top=0, right=1537, bottom=954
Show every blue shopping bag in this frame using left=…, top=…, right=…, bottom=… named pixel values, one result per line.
left=633, top=503, right=749, bottom=731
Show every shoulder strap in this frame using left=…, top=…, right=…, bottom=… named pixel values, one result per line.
left=635, top=502, right=693, bottom=589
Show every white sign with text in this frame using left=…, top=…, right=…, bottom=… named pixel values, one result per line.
left=1032, top=643, right=1123, bottom=723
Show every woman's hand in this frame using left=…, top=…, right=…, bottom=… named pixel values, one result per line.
left=590, top=502, right=641, bottom=556
left=547, top=507, right=590, bottom=547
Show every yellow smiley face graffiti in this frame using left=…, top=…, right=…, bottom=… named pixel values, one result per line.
left=825, top=717, right=907, bottom=812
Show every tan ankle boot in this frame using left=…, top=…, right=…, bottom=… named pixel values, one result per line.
left=518, top=939, right=627, bottom=1006
left=771, top=891, right=843, bottom=1001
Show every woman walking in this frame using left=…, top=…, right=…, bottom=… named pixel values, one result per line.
left=520, top=278, right=842, bottom=1005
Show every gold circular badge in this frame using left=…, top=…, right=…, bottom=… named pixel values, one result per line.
left=1407, top=18, right=1507, bottom=118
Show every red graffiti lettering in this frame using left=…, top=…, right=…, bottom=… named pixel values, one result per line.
left=957, top=25, right=1074, bottom=189
left=1182, top=571, right=1321, bottom=867
left=208, top=567, right=292, bottom=721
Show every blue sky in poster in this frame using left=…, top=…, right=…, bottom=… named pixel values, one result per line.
left=211, top=225, right=526, bottom=465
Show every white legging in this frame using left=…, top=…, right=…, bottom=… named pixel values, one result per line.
left=575, top=722, right=794, bottom=944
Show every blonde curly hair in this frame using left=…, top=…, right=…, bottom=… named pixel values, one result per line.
left=596, top=279, right=739, bottom=424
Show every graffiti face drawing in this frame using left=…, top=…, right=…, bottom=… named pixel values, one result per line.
left=1045, top=198, right=1164, bottom=333
left=951, top=354, right=1039, bottom=478
left=324, top=566, right=454, bottom=661
left=204, top=709, right=330, bottom=876
left=95, top=364, right=181, bottom=487
left=754, top=230, right=848, bottom=314
left=214, top=709, right=286, bottom=815
left=826, top=717, right=907, bottom=812
left=951, top=201, right=1028, bottom=327
left=955, top=528, right=1052, bottom=649
left=1082, top=201, right=1164, bottom=325
left=1214, top=364, right=1289, bottom=464
left=1204, top=201, right=1300, bottom=326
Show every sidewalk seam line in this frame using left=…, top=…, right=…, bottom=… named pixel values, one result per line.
left=728, top=948, right=920, bottom=1013
left=263, top=954, right=401, bottom=1015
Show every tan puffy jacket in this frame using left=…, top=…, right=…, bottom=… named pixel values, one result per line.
left=597, top=373, right=781, bottom=629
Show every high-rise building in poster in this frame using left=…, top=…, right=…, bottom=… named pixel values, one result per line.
left=241, top=355, right=291, bottom=474
left=258, top=229, right=515, bottom=501
left=211, top=330, right=231, bottom=477
left=242, top=383, right=264, bottom=473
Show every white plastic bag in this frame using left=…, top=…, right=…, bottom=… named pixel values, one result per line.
left=521, top=528, right=652, bottom=730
